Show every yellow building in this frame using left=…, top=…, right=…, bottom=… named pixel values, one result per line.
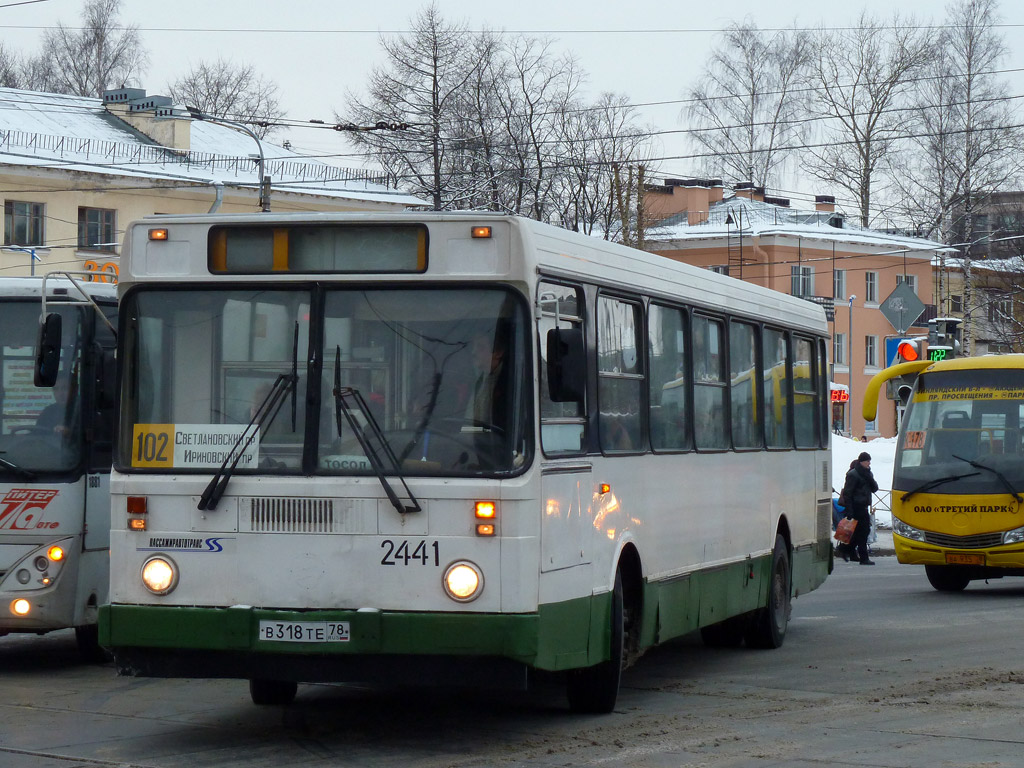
left=1, top=87, right=424, bottom=281
left=645, top=179, right=951, bottom=438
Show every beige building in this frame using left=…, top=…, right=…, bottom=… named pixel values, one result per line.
left=1, top=87, right=424, bottom=281
left=645, top=179, right=949, bottom=438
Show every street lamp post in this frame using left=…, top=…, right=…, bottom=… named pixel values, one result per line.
left=1, top=245, right=49, bottom=276
left=185, top=106, right=270, bottom=212
left=848, top=294, right=856, bottom=436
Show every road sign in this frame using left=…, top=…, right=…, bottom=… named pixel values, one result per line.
left=879, top=283, right=925, bottom=334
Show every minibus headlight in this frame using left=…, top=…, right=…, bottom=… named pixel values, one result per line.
left=892, top=516, right=926, bottom=542
left=11, top=599, right=30, bottom=616
left=443, top=561, right=483, bottom=602
left=141, top=556, right=178, bottom=595
left=1003, top=526, right=1024, bottom=545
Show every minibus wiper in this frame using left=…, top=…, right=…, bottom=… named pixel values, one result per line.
left=953, top=454, right=1024, bottom=503
left=901, top=471, right=981, bottom=502
left=0, top=454, right=36, bottom=480
left=333, top=385, right=421, bottom=515
left=198, top=372, right=296, bottom=511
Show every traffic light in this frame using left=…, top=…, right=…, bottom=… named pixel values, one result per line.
left=928, top=318, right=962, bottom=360
left=896, top=339, right=920, bottom=362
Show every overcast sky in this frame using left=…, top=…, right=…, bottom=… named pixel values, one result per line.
left=2, top=0, right=1023, bottom=206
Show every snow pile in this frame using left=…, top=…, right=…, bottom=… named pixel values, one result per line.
left=831, top=434, right=897, bottom=527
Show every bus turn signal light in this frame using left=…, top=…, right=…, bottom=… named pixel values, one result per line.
left=476, top=523, right=495, bottom=536
left=475, top=501, right=496, bottom=519
left=47, top=545, right=64, bottom=562
left=148, top=228, right=169, bottom=241
left=471, top=226, right=492, bottom=239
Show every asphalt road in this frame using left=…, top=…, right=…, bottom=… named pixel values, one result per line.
left=3, top=556, right=1024, bottom=768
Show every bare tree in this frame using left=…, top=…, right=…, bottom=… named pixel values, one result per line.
left=686, top=21, right=812, bottom=188
left=168, top=59, right=284, bottom=139
left=39, top=0, right=147, bottom=97
left=804, top=12, right=933, bottom=227
left=0, top=43, right=20, bottom=87
left=344, top=4, right=482, bottom=210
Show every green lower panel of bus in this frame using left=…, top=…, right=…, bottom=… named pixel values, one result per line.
left=99, top=595, right=607, bottom=672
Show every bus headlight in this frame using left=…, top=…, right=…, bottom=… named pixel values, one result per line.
left=443, top=561, right=483, bottom=602
left=11, top=599, right=31, bottom=616
left=892, top=516, right=926, bottom=542
left=141, top=556, right=178, bottom=595
left=0, top=538, right=73, bottom=592
left=1003, top=526, right=1024, bottom=545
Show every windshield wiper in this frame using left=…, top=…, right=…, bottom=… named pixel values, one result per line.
left=952, top=454, right=1024, bottom=503
left=198, top=372, right=296, bottom=511
left=0, top=454, right=36, bottom=480
left=333, top=384, right=420, bottom=515
left=901, top=471, right=981, bottom=502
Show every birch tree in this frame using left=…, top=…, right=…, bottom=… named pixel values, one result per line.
left=686, top=21, right=812, bottom=188
left=38, top=0, right=147, bottom=97
left=804, top=12, right=932, bottom=226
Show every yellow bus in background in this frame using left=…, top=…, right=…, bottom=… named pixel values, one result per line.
left=865, top=355, right=1024, bottom=591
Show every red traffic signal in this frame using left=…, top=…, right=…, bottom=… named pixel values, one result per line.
left=896, top=340, right=919, bottom=362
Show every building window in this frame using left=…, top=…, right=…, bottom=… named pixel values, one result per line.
left=865, top=271, right=878, bottom=304
left=833, top=332, right=846, bottom=366
left=988, top=295, right=1012, bottom=323
left=78, top=207, right=116, bottom=251
left=790, top=265, right=813, bottom=297
left=865, top=335, right=878, bottom=368
left=709, top=265, right=729, bottom=275
left=833, top=269, right=846, bottom=300
left=4, top=200, right=44, bottom=246
left=896, top=273, right=917, bottom=294
left=950, top=294, right=962, bottom=313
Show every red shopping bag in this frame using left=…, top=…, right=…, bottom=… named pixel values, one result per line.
left=834, top=517, right=858, bottom=545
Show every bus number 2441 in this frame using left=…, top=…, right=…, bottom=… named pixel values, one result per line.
left=381, top=539, right=440, bottom=566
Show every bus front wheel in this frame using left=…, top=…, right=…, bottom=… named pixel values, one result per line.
left=925, top=565, right=970, bottom=592
left=249, top=679, right=298, bottom=706
left=566, top=568, right=624, bottom=714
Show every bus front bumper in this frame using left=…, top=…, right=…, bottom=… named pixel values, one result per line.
left=894, top=534, right=1024, bottom=570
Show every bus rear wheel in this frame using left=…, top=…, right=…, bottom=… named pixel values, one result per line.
left=249, top=679, right=298, bottom=706
left=925, top=565, right=970, bottom=592
left=745, top=534, right=791, bottom=649
left=566, top=569, right=624, bottom=714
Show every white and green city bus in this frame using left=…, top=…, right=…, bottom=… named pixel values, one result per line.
left=100, top=213, right=832, bottom=711
left=0, top=275, right=117, bottom=659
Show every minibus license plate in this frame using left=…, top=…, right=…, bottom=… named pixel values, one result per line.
left=945, top=553, right=984, bottom=566
left=258, top=620, right=350, bottom=643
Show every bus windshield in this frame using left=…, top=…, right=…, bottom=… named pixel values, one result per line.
left=894, top=368, right=1024, bottom=495
left=119, top=286, right=531, bottom=477
left=0, top=301, right=84, bottom=474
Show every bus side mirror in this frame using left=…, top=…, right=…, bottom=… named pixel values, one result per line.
left=546, top=327, right=585, bottom=403
left=35, top=313, right=62, bottom=387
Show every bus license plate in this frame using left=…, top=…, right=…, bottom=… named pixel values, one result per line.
left=945, top=553, right=984, bottom=566
left=258, top=620, right=350, bottom=643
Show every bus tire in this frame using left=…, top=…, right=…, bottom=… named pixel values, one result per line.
left=566, top=568, right=624, bottom=714
left=745, top=534, right=791, bottom=649
left=925, top=565, right=970, bottom=592
left=249, top=679, right=298, bottom=706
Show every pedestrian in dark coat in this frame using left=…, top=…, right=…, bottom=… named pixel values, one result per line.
left=841, top=451, right=879, bottom=565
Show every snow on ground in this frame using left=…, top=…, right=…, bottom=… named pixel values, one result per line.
left=832, top=433, right=896, bottom=527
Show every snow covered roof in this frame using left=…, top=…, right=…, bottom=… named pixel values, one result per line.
left=0, top=87, right=425, bottom=207
left=649, top=195, right=950, bottom=255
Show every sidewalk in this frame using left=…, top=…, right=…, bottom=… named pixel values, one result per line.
left=870, top=529, right=895, bottom=556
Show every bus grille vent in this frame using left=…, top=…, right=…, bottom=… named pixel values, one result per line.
left=249, top=498, right=335, bottom=533
left=817, top=501, right=832, bottom=539
left=924, top=531, right=1003, bottom=549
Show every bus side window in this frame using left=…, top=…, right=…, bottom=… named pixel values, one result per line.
left=538, top=282, right=586, bottom=454
left=648, top=304, right=689, bottom=451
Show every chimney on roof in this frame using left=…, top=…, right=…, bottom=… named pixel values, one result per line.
left=815, top=194, right=836, bottom=213
left=734, top=182, right=764, bottom=202
left=645, top=177, right=717, bottom=225
left=103, top=88, right=191, bottom=152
